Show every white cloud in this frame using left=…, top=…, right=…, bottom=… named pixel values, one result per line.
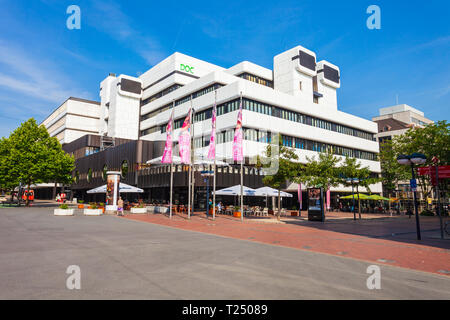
left=89, top=1, right=165, bottom=66
left=0, top=42, right=91, bottom=104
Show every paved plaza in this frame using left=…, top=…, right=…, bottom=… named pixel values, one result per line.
left=0, top=205, right=449, bottom=299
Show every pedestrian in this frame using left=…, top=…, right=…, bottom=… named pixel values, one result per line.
left=117, top=197, right=124, bottom=216
left=56, top=194, right=61, bottom=203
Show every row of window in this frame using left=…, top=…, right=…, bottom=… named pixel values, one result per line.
left=140, top=83, right=224, bottom=121
left=158, top=126, right=377, bottom=162
left=141, top=84, right=183, bottom=107
left=238, top=73, right=274, bottom=88
left=154, top=98, right=375, bottom=141
left=141, top=164, right=262, bottom=176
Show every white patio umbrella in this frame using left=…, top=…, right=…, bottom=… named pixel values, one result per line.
left=87, top=183, right=143, bottom=194
left=255, top=186, right=293, bottom=211
left=215, top=185, right=258, bottom=196
left=255, top=187, right=293, bottom=197
left=146, top=156, right=182, bottom=165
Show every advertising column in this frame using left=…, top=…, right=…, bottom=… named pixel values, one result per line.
left=106, top=171, right=121, bottom=212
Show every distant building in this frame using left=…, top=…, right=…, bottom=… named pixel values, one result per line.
left=372, top=104, right=434, bottom=199
left=40, top=97, right=101, bottom=145
left=372, top=104, right=434, bottom=144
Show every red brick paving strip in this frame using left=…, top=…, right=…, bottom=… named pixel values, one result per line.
left=123, top=213, right=450, bottom=276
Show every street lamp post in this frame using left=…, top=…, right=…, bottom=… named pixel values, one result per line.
left=346, top=178, right=360, bottom=220
left=397, top=153, right=427, bottom=240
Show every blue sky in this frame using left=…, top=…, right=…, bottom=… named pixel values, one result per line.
left=0, top=0, right=449, bottom=138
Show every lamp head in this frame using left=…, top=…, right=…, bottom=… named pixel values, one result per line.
left=410, top=153, right=427, bottom=165
left=397, top=154, right=411, bottom=166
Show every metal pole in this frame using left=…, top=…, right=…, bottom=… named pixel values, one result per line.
left=435, top=165, right=444, bottom=239
left=241, top=161, right=244, bottom=222
left=206, top=174, right=210, bottom=218
left=169, top=164, right=173, bottom=219
left=187, top=105, right=192, bottom=219
left=191, top=104, right=196, bottom=219
left=213, top=161, right=216, bottom=220
left=352, top=182, right=356, bottom=221
left=212, top=90, right=217, bottom=221
left=411, top=165, right=421, bottom=240
left=239, top=92, right=244, bottom=222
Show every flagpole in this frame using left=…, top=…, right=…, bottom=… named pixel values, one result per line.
left=240, top=92, right=244, bottom=222
left=188, top=105, right=192, bottom=220
left=189, top=94, right=194, bottom=219
left=169, top=101, right=175, bottom=219
left=170, top=163, right=173, bottom=219
left=213, top=90, right=217, bottom=221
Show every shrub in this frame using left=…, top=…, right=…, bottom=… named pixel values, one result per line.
left=89, top=203, right=98, bottom=209
left=420, top=210, right=434, bottom=216
left=99, top=202, right=105, bottom=207
left=78, top=200, right=84, bottom=204
left=59, top=204, right=69, bottom=210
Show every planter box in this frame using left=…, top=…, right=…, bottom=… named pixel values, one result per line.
left=130, top=207, right=147, bottom=214
left=146, top=206, right=155, bottom=213
left=54, top=209, right=74, bottom=216
left=83, top=209, right=103, bottom=216
left=233, top=211, right=241, bottom=218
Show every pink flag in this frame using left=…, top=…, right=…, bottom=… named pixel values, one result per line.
left=207, top=104, right=217, bottom=160
left=298, top=184, right=302, bottom=210
left=326, top=189, right=331, bottom=210
left=179, top=109, right=192, bottom=164
left=233, top=100, right=243, bottom=162
left=161, top=110, right=174, bottom=164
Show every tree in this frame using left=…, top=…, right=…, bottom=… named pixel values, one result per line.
left=394, top=121, right=449, bottom=199
left=0, top=137, right=17, bottom=192
left=295, top=150, right=341, bottom=190
left=0, top=119, right=75, bottom=206
left=258, top=134, right=300, bottom=220
left=378, top=139, right=410, bottom=197
left=339, top=157, right=381, bottom=217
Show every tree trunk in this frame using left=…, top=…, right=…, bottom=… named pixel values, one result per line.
left=52, top=182, right=57, bottom=201
left=277, top=189, right=281, bottom=221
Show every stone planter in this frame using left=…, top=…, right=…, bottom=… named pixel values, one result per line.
left=130, top=207, right=147, bottom=214
left=83, top=209, right=103, bottom=216
left=146, top=206, right=155, bottom=213
left=54, top=208, right=74, bottom=216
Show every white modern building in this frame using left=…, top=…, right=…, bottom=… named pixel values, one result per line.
left=41, top=97, right=101, bottom=145
left=42, top=44, right=382, bottom=204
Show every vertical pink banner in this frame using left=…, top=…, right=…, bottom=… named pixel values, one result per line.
left=298, top=183, right=302, bottom=210
left=207, top=104, right=217, bottom=160
left=179, top=109, right=191, bottom=164
left=161, top=110, right=174, bottom=164
left=326, top=189, right=331, bottom=210
left=233, top=100, right=243, bottom=162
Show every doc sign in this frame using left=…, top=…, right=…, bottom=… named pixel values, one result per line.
left=180, top=64, right=195, bottom=74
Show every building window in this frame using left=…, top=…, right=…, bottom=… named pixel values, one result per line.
left=299, top=81, right=302, bottom=91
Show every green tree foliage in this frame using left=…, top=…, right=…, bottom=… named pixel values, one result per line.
left=339, top=157, right=381, bottom=216
left=258, top=134, right=300, bottom=220
left=295, top=150, right=341, bottom=189
left=378, top=139, right=409, bottom=196
left=0, top=118, right=75, bottom=205
left=379, top=121, right=449, bottom=199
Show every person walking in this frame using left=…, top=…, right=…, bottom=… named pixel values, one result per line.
left=117, top=197, right=124, bottom=216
